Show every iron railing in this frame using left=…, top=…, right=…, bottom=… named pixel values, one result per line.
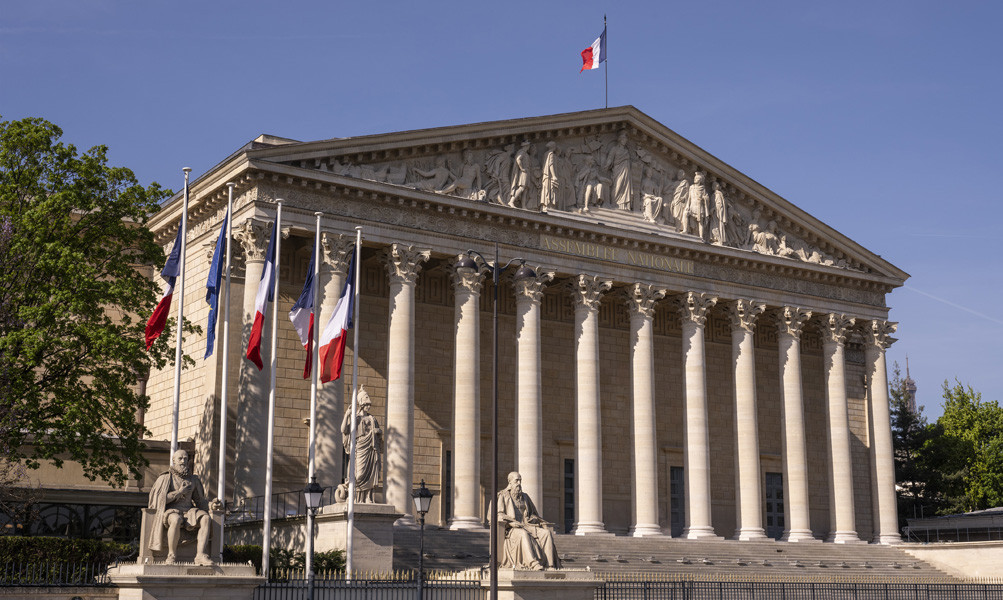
left=598, top=580, right=1003, bottom=600
left=904, top=525, right=1003, bottom=543
left=229, top=485, right=339, bottom=524
left=256, top=571, right=482, bottom=600
left=0, top=560, right=112, bottom=586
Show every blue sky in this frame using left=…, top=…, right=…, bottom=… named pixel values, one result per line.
left=3, top=1, right=1001, bottom=419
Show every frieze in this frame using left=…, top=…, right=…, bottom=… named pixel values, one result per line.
left=540, top=234, right=695, bottom=274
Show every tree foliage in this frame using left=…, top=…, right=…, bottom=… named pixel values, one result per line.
left=0, top=116, right=177, bottom=486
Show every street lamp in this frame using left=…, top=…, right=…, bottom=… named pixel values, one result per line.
left=465, top=244, right=529, bottom=600
left=411, top=480, right=433, bottom=600
left=304, top=477, right=324, bottom=600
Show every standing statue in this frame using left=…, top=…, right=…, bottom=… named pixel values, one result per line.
left=509, top=141, right=533, bottom=209
left=669, top=169, right=690, bottom=230
left=497, top=472, right=560, bottom=570
left=147, top=449, right=216, bottom=565
left=641, top=165, right=663, bottom=224
left=712, top=180, right=728, bottom=245
left=555, top=147, right=577, bottom=211
left=341, top=386, right=383, bottom=503
left=575, top=153, right=603, bottom=213
left=605, top=131, right=634, bottom=211
left=683, top=171, right=710, bottom=240
left=485, top=144, right=514, bottom=205
left=539, top=141, right=559, bottom=213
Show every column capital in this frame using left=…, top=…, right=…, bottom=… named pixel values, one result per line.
left=821, top=313, right=856, bottom=346
left=383, top=243, right=431, bottom=285
left=514, top=268, right=554, bottom=304
left=777, top=306, right=813, bottom=339
left=728, top=299, right=766, bottom=333
left=321, top=232, right=355, bottom=275
left=450, top=256, right=487, bottom=295
left=232, top=219, right=270, bottom=262
left=624, top=283, right=667, bottom=319
left=674, top=292, right=717, bottom=326
left=865, top=320, right=898, bottom=351
left=569, top=274, right=612, bottom=312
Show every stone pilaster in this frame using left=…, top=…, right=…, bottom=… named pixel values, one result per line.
left=449, top=257, right=487, bottom=530
left=865, top=320, right=902, bottom=544
left=514, top=268, right=554, bottom=513
left=231, top=219, right=270, bottom=502
left=675, top=292, right=719, bottom=539
left=776, top=307, right=817, bottom=542
left=382, top=243, right=430, bottom=519
left=625, top=283, right=666, bottom=537
left=822, top=313, right=860, bottom=543
left=729, top=299, right=767, bottom=541
left=570, top=274, right=612, bottom=535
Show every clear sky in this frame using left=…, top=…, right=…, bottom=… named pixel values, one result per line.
left=3, top=0, right=1001, bottom=420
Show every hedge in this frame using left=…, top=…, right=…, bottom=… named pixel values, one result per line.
left=0, top=536, right=133, bottom=564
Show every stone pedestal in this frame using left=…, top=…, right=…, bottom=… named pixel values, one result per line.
left=481, top=568, right=601, bottom=600
left=106, top=562, right=260, bottom=600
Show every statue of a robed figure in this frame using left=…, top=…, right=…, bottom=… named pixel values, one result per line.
left=341, top=386, right=383, bottom=503
left=497, top=472, right=561, bottom=570
left=145, top=449, right=220, bottom=565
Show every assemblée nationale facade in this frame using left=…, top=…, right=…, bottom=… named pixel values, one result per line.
left=144, top=107, right=908, bottom=545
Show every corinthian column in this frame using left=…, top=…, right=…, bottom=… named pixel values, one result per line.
left=822, top=313, right=860, bottom=543
left=777, top=307, right=817, bottom=542
left=676, top=292, right=719, bottom=539
left=449, top=257, right=486, bottom=530
left=865, top=320, right=902, bottom=544
left=570, top=274, right=612, bottom=535
left=729, top=299, right=767, bottom=541
left=513, top=267, right=554, bottom=512
left=382, top=243, right=430, bottom=519
left=231, top=219, right=269, bottom=502
left=316, top=233, right=354, bottom=489
left=626, top=283, right=666, bottom=537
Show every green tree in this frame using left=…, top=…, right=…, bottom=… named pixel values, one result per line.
left=890, top=363, right=933, bottom=524
left=0, top=116, right=179, bottom=486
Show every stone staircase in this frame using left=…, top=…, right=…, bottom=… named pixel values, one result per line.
left=392, top=527, right=960, bottom=582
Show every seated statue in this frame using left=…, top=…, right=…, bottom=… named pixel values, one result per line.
left=497, top=472, right=560, bottom=570
left=147, top=449, right=217, bottom=565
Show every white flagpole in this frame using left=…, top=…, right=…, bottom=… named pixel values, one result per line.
left=170, top=167, right=191, bottom=455
left=216, top=182, right=234, bottom=560
left=305, top=212, right=322, bottom=579
left=346, top=226, right=362, bottom=576
left=262, top=200, right=283, bottom=576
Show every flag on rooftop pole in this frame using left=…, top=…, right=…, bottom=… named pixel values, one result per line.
left=580, top=24, right=607, bottom=72
left=144, top=224, right=184, bottom=350
left=246, top=220, right=278, bottom=370
left=204, top=205, right=230, bottom=359
left=289, top=238, right=317, bottom=379
left=319, top=245, right=356, bottom=384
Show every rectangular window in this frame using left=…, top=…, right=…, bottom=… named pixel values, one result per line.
left=564, top=459, right=575, bottom=534
left=765, top=471, right=785, bottom=540
left=670, top=466, right=684, bottom=537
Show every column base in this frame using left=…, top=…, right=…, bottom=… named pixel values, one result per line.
left=571, top=521, right=611, bottom=536
left=732, top=527, right=768, bottom=541
left=682, top=526, right=722, bottom=540
left=826, top=530, right=864, bottom=544
left=874, top=533, right=903, bottom=545
left=628, top=524, right=664, bottom=537
left=448, top=516, right=486, bottom=531
left=782, top=529, right=821, bottom=543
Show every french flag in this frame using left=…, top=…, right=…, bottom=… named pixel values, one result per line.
left=145, top=225, right=184, bottom=350
left=580, top=27, right=607, bottom=72
left=319, top=249, right=355, bottom=383
left=288, top=246, right=316, bottom=379
left=246, top=224, right=277, bottom=371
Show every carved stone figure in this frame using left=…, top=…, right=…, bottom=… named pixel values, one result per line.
left=413, top=157, right=454, bottom=193
left=147, top=449, right=216, bottom=565
left=683, top=171, right=710, bottom=240
left=749, top=222, right=781, bottom=255
left=555, top=147, right=577, bottom=211
left=497, top=472, right=560, bottom=570
left=540, top=141, right=559, bottom=213
left=485, top=144, right=514, bottom=205
left=575, top=153, right=603, bottom=213
left=605, top=130, right=634, bottom=211
left=712, top=181, right=728, bottom=245
left=341, top=386, right=384, bottom=503
left=669, top=170, right=689, bottom=230
left=509, top=141, right=533, bottom=209
left=641, top=166, right=663, bottom=224
left=438, top=149, right=483, bottom=200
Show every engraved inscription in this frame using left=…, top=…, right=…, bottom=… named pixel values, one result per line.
left=541, top=234, right=694, bottom=274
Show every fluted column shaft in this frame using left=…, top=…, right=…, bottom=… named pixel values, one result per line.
left=678, top=292, right=719, bottom=539
left=777, top=307, right=816, bottom=542
left=627, top=284, right=665, bottom=537
left=822, top=313, right=859, bottom=543
left=514, top=270, right=553, bottom=511
left=730, top=300, right=767, bottom=541
left=866, top=320, right=902, bottom=544
left=383, top=244, right=430, bottom=519
left=449, top=262, right=486, bottom=530
left=571, top=275, right=611, bottom=535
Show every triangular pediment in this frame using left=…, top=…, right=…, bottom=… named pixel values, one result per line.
left=240, top=106, right=906, bottom=282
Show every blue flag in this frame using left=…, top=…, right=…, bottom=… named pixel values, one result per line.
left=204, top=210, right=229, bottom=358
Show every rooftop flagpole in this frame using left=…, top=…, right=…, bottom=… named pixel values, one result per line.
left=169, top=167, right=191, bottom=455
left=604, top=14, right=608, bottom=109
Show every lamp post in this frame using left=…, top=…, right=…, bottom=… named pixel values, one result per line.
left=464, top=244, right=530, bottom=600
left=303, top=477, right=324, bottom=600
left=411, top=480, right=433, bottom=600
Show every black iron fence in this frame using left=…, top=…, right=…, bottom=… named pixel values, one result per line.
left=904, top=525, right=1003, bottom=543
left=0, top=560, right=112, bottom=586
left=255, top=571, right=482, bottom=600
left=598, top=580, right=1003, bottom=600
left=230, top=486, right=339, bottom=524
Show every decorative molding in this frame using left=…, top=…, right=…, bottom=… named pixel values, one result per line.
left=865, top=320, right=898, bottom=351
left=232, top=219, right=270, bottom=262
left=674, top=292, right=718, bottom=326
left=728, top=299, right=766, bottom=333
left=321, top=232, right=355, bottom=275
left=569, top=274, right=612, bottom=312
left=383, top=243, right=431, bottom=285
left=776, top=306, right=813, bottom=339
left=624, top=283, right=667, bottom=320
left=513, top=269, right=555, bottom=304
left=821, top=313, right=856, bottom=346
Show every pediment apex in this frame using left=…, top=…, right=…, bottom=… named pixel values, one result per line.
left=234, top=107, right=906, bottom=282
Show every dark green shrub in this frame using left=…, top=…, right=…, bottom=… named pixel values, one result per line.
left=0, top=536, right=133, bottom=563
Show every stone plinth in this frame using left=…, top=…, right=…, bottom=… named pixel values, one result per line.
left=226, top=502, right=401, bottom=573
left=483, top=568, right=601, bottom=600
left=106, top=562, right=260, bottom=600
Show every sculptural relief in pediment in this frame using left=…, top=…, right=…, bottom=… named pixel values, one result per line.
left=299, top=130, right=855, bottom=271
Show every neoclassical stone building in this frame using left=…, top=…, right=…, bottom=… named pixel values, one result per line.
left=144, top=107, right=907, bottom=544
